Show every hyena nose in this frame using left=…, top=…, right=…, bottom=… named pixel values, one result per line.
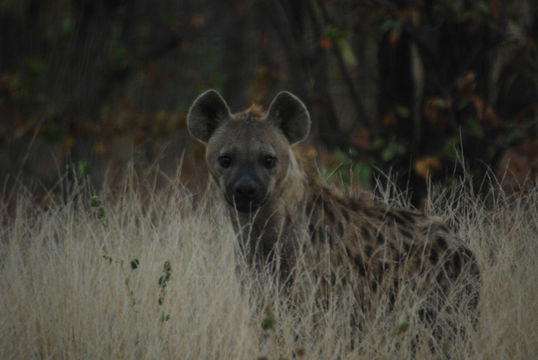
left=234, top=177, right=258, bottom=200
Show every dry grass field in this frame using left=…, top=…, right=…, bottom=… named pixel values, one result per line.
left=1, top=169, right=536, bottom=359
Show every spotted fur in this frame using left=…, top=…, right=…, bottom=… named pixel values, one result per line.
left=187, top=90, right=480, bottom=329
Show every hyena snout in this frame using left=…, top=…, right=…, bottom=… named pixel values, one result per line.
left=228, top=174, right=266, bottom=213
left=234, top=177, right=258, bottom=198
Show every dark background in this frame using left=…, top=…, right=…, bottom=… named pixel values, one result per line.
left=1, top=0, right=536, bottom=204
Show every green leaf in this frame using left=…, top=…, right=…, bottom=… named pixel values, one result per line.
left=380, top=19, right=398, bottom=33
left=100, top=104, right=110, bottom=118
left=61, top=18, right=72, bottom=35
left=339, top=39, right=357, bottom=67
left=24, top=57, right=45, bottom=74
left=261, top=305, right=276, bottom=330
left=382, top=141, right=406, bottom=161
left=324, top=25, right=351, bottom=41
left=501, top=35, right=519, bottom=49
left=333, top=150, right=348, bottom=163
left=506, top=129, right=523, bottom=144
left=352, top=161, right=372, bottom=184
left=437, top=99, right=452, bottom=109
left=395, top=104, right=410, bottom=118
left=466, top=117, right=484, bottom=138
left=110, top=46, right=128, bottom=64
left=77, top=161, right=92, bottom=179
left=391, top=321, right=409, bottom=336
left=261, top=314, right=275, bottom=330
left=130, top=259, right=140, bottom=270
left=90, top=196, right=101, bottom=207
left=97, top=207, right=106, bottom=220
left=163, top=261, right=172, bottom=273
left=138, top=22, right=152, bottom=39
left=162, top=13, right=178, bottom=26
left=476, top=0, right=490, bottom=14
left=442, top=136, right=461, bottom=161
left=371, top=137, right=384, bottom=150
left=44, top=122, right=64, bottom=143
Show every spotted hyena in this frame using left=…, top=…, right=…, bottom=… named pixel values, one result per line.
left=187, top=90, right=480, bottom=334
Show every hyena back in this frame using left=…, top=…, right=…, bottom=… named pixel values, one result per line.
left=187, top=89, right=480, bottom=329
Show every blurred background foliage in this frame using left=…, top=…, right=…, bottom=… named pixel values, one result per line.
left=0, top=0, right=536, bottom=204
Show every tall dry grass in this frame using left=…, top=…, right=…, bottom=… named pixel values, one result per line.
left=1, top=168, right=536, bottom=359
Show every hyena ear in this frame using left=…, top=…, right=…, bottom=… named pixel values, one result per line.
left=187, top=89, right=231, bottom=143
left=266, top=91, right=311, bottom=145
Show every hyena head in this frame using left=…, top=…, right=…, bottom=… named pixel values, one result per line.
left=187, top=90, right=311, bottom=213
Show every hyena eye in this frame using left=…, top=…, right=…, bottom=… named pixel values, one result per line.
left=218, top=155, right=232, bottom=168
left=263, top=155, right=277, bottom=169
